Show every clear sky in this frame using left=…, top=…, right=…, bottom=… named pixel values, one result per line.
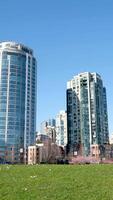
left=0, top=0, right=113, bottom=134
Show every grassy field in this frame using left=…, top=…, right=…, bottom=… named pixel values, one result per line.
left=0, top=164, right=113, bottom=200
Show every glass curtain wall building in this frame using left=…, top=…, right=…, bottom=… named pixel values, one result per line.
left=67, top=72, right=109, bottom=156
left=0, top=42, right=37, bottom=163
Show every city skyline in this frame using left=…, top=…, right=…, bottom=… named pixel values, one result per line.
left=0, top=0, right=113, bottom=134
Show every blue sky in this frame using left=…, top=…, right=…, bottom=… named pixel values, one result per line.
left=0, top=0, right=113, bottom=134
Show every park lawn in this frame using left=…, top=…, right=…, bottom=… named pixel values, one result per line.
left=0, top=164, right=113, bottom=200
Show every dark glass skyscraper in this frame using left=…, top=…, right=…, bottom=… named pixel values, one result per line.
left=0, top=42, right=37, bottom=163
left=67, top=72, right=109, bottom=156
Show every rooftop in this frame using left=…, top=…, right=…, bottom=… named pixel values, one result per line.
left=0, top=41, right=33, bottom=55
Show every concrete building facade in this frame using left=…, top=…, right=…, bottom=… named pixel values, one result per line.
left=56, top=110, right=67, bottom=147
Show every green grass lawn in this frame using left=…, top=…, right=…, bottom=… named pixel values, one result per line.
left=0, top=164, right=113, bottom=200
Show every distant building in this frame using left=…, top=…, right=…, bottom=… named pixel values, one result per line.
left=28, top=142, right=62, bottom=164
left=90, top=144, right=100, bottom=158
left=40, top=119, right=56, bottom=142
left=109, top=133, right=113, bottom=144
left=28, top=145, right=39, bottom=164
left=40, top=121, right=48, bottom=135
left=67, top=72, right=109, bottom=156
left=48, top=119, right=56, bottom=127
left=28, top=144, right=44, bottom=164
left=36, top=133, right=50, bottom=143
left=45, top=126, right=56, bottom=143
left=40, top=118, right=56, bottom=134
left=56, top=111, right=67, bottom=147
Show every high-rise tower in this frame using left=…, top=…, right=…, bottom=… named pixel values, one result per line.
left=0, top=42, right=37, bottom=163
left=56, top=111, right=67, bottom=147
left=67, top=72, right=109, bottom=156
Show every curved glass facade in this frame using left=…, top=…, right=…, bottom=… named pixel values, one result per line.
left=0, top=42, right=37, bottom=163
